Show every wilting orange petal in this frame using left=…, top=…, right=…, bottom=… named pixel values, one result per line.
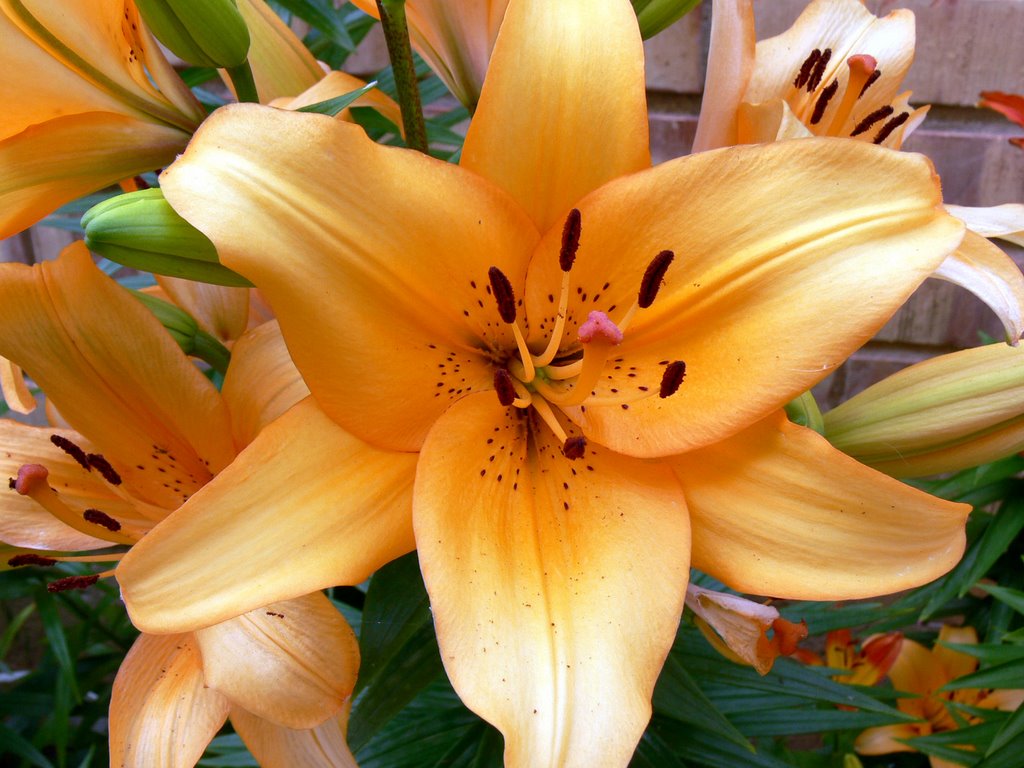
left=461, top=0, right=649, bottom=234
left=670, top=413, right=968, bottom=599
left=194, top=592, right=358, bottom=729
left=230, top=705, right=357, bottom=768
left=0, top=355, right=34, bottom=414
left=109, top=633, right=230, bottom=768
left=415, top=392, right=689, bottom=767
left=0, top=244, right=235, bottom=508
left=118, top=398, right=416, bottom=634
left=0, top=113, right=190, bottom=238
left=693, top=0, right=756, bottom=152
left=161, top=104, right=539, bottom=452
left=154, top=276, right=250, bottom=343
left=221, top=320, right=309, bottom=450
left=522, top=139, right=963, bottom=458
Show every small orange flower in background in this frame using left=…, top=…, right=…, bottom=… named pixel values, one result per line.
left=979, top=91, right=1024, bottom=150
left=796, top=629, right=903, bottom=688
left=855, top=626, right=1024, bottom=768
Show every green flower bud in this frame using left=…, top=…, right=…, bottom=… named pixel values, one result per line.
left=823, top=343, right=1024, bottom=477
left=135, top=0, right=250, bottom=68
left=131, top=291, right=231, bottom=375
left=631, top=0, right=701, bottom=39
left=82, top=189, right=252, bottom=288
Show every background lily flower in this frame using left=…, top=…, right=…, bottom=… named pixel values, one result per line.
left=855, top=626, right=1024, bottom=768
left=0, top=245, right=361, bottom=766
left=980, top=91, right=1024, bottom=149
left=0, top=0, right=206, bottom=238
left=120, top=0, right=971, bottom=765
left=796, top=629, right=903, bottom=688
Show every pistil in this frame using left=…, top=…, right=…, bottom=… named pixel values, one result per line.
left=826, top=55, right=878, bottom=136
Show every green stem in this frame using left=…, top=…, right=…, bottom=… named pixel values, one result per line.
left=376, top=0, right=428, bottom=153
left=226, top=60, right=260, bottom=103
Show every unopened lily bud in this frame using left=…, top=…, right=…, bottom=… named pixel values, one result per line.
left=685, top=585, right=807, bottom=675
left=823, top=344, right=1024, bottom=477
left=135, top=0, right=250, bottom=67
left=131, top=291, right=231, bottom=375
left=631, top=0, right=700, bottom=39
left=82, top=189, right=252, bottom=288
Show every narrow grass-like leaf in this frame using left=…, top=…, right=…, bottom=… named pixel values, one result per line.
left=0, top=722, right=55, bottom=768
left=979, top=583, right=1024, bottom=616
left=941, top=658, right=1024, bottom=690
left=652, top=651, right=750, bottom=749
left=940, top=642, right=1024, bottom=665
left=296, top=81, right=378, bottom=116
left=34, top=589, right=80, bottom=702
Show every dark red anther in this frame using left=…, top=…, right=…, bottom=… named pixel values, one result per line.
left=8, top=554, right=57, bottom=567
left=638, top=250, right=674, bottom=309
left=859, top=69, right=882, bottom=98
left=7, top=478, right=14, bottom=490
left=559, top=208, right=582, bottom=272
left=873, top=112, right=910, bottom=145
left=794, top=49, right=820, bottom=90
left=850, top=105, right=894, bottom=137
left=87, top=454, right=122, bottom=485
left=488, top=266, right=518, bottom=324
left=50, top=435, right=91, bottom=471
left=659, top=361, right=687, bottom=398
left=808, top=48, right=832, bottom=91
left=84, top=508, right=122, bottom=532
left=47, top=574, right=100, bottom=593
left=810, top=79, right=839, bottom=125
left=562, top=436, right=587, bottom=460
left=493, top=368, right=516, bottom=406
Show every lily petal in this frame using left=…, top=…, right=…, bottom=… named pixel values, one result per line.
left=934, top=625, right=978, bottom=682
left=461, top=0, right=649, bottom=234
left=161, top=104, right=539, bottom=451
left=154, top=276, right=250, bottom=343
left=0, top=356, right=34, bottom=414
left=415, top=392, right=689, bottom=768
left=270, top=70, right=402, bottom=128
left=854, top=723, right=921, bottom=755
left=118, top=398, right=416, bottom=634
left=230, top=705, right=357, bottom=768
left=0, top=421, right=119, bottom=550
left=946, top=203, right=1024, bottom=248
left=233, top=0, right=324, bottom=101
left=522, top=138, right=963, bottom=457
left=933, top=230, right=1024, bottom=343
left=109, top=633, right=230, bottom=768
left=0, top=112, right=189, bottom=239
left=670, top=412, right=969, bottom=600
left=221, top=320, right=310, bottom=450
left=0, top=244, right=236, bottom=508
left=692, top=0, right=756, bottom=152
left=887, top=637, right=946, bottom=697
left=194, top=592, right=359, bottom=729
left=736, top=98, right=815, bottom=144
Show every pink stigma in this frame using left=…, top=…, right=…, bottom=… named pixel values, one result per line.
left=578, top=311, right=623, bottom=345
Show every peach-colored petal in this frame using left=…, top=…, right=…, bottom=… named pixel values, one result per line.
left=0, top=356, right=34, bottom=414
left=154, top=276, right=250, bottom=343
left=195, top=593, right=358, bottom=729
left=461, top=0, right=650, bottom=233
left=888, top=638, right=946, bottom=697
left=161, top=104, right=539, bottom=452
left=271, top=70, right=402, bottom=128
left=934, top=626, right=978, bottom=682
left=232, top=0, right=324, bottom=101
left=670, top=413, right=969, bottom=600
left=109, top=633, right=230, bottom=768
left=415, top=392, right=689, bottom=767
left=946, top=203, right=1024, bottom=248
left=118, top=398, right=417, bottom=634
left=221, top=320, right=310, bottom=450
left=854, top=723, right=921, bottom=755
left=231, top=705, right=358, bottom=768
left=0, top=244, right=235, bottom=508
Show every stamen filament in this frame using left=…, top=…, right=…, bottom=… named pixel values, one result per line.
left=512, top=323, right=536, bottom=382
left=545, top=360, right=583, bottom=380
left=530, top=396, right=568, bottom=444
left=532, top=270, right=571, bottom=367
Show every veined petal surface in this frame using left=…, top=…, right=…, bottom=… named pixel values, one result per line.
left=523, top=139, right=963, bottom=457
left=0, top=356, right=34, bottom=414
left=195, top=592, right=359, bottom=729
left=109, top=633, right=230, bottom=768
left=231, top=705, right=357, bottom=768
left=162, top=105, right=539, bottom=451
left=461, top=0, right=649, bottom=234
left=118, top=398, right=417, bottom=634
left=670, top=413, right=969, bottom=599
left=0, top=245, right=235, bottom=507
left=415, top=393, right=689, bottom=768
left=946, top=203, right=1024, bottom=248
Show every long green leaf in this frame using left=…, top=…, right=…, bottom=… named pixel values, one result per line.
left=35, top=589, right=80, bottom=702
left=942, top=658, right=1024, bottom=691
left=0, top=722, right=55, bottom=768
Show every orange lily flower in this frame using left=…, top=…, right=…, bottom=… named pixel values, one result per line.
left=796, top=629, right=903, bottom=688
left=979, top=91, right=1024, bottom=149
left=118, top=0, right=971, bottom=764
left=695, top=0, right=1024, bottom=344
left=0, top=245, right=359, bottom=766
left=856, top=626, right=1024, bottom=768
left=0, top=0, right=207, bottom=239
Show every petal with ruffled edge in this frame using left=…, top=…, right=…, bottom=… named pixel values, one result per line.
left=118, top=397, right=416, bottom=634
left=669, top=412, right=969, bottom=600
left=161, top=104, right=538, bottom=452
left=221, top=320, right=310, bottom=450
left=270, top=70, right=402, bottom=128
left=0, top=113, right=190, bottom=238
left=0, top=356, right=34, bottom=414
left=231, top=705, right=357, bottom=768
left=946, top=203, right=1024, bottom=248
left=154, top=276, right=250, bottom=343
left=461, top=0, right=649, bottom=234
left=195, top=592, right=358, bottom=730
left=415, top=392, right=689, bottom=768
left=109, top=633, right=230, bottom=768
left=0, top=421, right=121, bottom=550
left=0, top=244, right=235, bottom=508
left=933, top=230, right=1024, bottom=343
left=522, top=138, right=963, bottom=458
